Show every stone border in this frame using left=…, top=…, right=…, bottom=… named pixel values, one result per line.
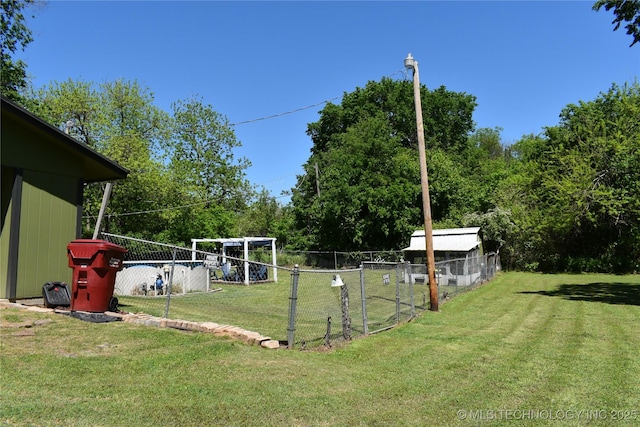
left=0, top=299, right=280, bottom=349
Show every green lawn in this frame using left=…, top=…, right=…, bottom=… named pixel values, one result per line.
left=117, top=267, right=423, bottom=346
left=2, top=272, right=639, bottom=426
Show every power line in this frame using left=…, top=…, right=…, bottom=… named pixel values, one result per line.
left=85, top=70, right=406, bottom=218
left=229, top=69, right=406, bottom=127
left=229, top=96, right=342, bottom=127
left=82, top=198, right=214, bottom=219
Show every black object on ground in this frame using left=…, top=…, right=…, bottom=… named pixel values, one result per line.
left=42, top=282, right=71, bottom=308
left=69, top=311, right=122, bottom=323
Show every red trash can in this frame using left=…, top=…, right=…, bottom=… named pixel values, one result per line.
left=67, top=239, right=127, bottom=312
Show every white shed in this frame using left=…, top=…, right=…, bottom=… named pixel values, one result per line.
left=402, top=227, right=483, bottom=264
left=402, top=227, right=484, bottom=286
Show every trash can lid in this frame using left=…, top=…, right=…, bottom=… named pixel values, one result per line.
left=67, top=239, right=127, bottom=257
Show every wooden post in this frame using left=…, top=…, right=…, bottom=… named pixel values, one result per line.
left=340, top=284, right=351, bottom=340
left=405, top=53, right=438, bottom=312
left=93, top=182, right=113, bottom=240
left=325, top=316, right=332, bottom=347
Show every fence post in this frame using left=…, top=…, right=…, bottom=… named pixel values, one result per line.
left=359, top=264, right=368, bottom=335
left=408, top=262, right=415, bottom=318
left=287, top=265, right=300, bottom=349
left=395, top=265, right=401, bottom=324
left=324, top=316, right=332, bottom=347
left=341, top=281, right=351, bottom=340
left=163, top=248, right=177, bottom=318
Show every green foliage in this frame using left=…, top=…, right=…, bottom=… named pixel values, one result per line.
left=30, top=79, right=101, bottom=145
left=0, top=0, right=35, bottom=102
left=293, top=78, right=477, bottom=251
left=31, top=80, right=252, bottom=245
left=593, top=0, right=640, bottom=46
left=426, top=148, right=477, bottom=222
left=170, top=96, right=251, bottom=208
left=235, top=189, right=276, bottom=236
left=297, top=116, right=422, bottom=250
left=463, top=207, right=516, bottom=254
left=499, top=82, right=640, bottom=272
left=160, top=96, right=254, bottom=243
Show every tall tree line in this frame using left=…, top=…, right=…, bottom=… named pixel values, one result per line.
left=3, top=0, right=639, bottom=271
left=27, top=79, right=258, bottom=244
left=292, top=79, right=639, bottom=273
left=498, top=83, right=640, bottom=272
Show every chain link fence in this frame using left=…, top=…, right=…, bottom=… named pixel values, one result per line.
left=101, top=233, right=499, bottom=350
left=278, top=250, right=405, bottom=269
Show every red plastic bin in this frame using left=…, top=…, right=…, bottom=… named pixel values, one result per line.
left=67, top=239, right=127, bottom=312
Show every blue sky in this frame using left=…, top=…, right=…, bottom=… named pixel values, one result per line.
left=22, top=1, right=639, bottom=201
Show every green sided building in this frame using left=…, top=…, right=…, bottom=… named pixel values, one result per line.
left=1, top=96, right=128, bottom=300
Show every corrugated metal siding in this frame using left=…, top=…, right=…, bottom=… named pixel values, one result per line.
left=14, top=170, right=76, bottom=298
left=403, top=228, right=481, bottom=252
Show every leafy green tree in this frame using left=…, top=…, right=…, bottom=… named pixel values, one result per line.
left=170, top=97, right=250, bottom=207
left=234, top=188, right=299, bottom=250
left=463, top=207, right=516, bottom=254
left=593, top=0, right=640, bottom=46
left=297, top=116, right=422, bottom=250
left=467, top=127, right=505, bottom=161
left=307, top=78, right=476, bottom=156
left=30, top=78, right=101, bottom=146
left=0, top=0, right=35, bottom=102
left=89, top=80, right=171, bottom=238
left=165, top=96, right=252, bottom=243
left=498, top=83, right=640, bottom=272
left=270, top=203, right=299, bottom=249
left=29, top=82, right=254, bottom=244
left=32, top=79, right=173, bottom=238
left=236, top=188, right=280, bottom=237
left=293, top=78, right=477, bottom=251
left=466, top=127, right=512, bottom=212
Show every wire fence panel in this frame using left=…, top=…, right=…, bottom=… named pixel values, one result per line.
left=361, top=262, right=414, bottom=334
left=101, top=233, right=499, bottom=350
left=434, top=254, right=497, bottom=303
left=289, top=268, right=364, bottom=350
left=101, top=233, right=292, bottom=341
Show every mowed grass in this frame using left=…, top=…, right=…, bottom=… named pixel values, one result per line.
left=2, top=272, right=640, bottom=426
left=117, top=267, right=416, bottom=343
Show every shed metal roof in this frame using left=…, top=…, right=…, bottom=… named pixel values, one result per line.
left=1, top=96, right=129, bottom=182
left=402, top=227, right=481, bottom=252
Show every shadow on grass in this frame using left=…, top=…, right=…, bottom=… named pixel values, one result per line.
left=520, top=282, right=640, bottom=306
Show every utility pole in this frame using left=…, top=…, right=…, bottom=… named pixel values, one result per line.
left=404, top=53, right=438, bottom=312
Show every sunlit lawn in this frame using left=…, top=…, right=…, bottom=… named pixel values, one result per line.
left=116, top=267, right=477, bottom=346
left=2, top=272, right=639, bottom=426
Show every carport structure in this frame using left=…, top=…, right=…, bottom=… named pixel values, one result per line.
left=191, top=237, right=278, bottom=285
